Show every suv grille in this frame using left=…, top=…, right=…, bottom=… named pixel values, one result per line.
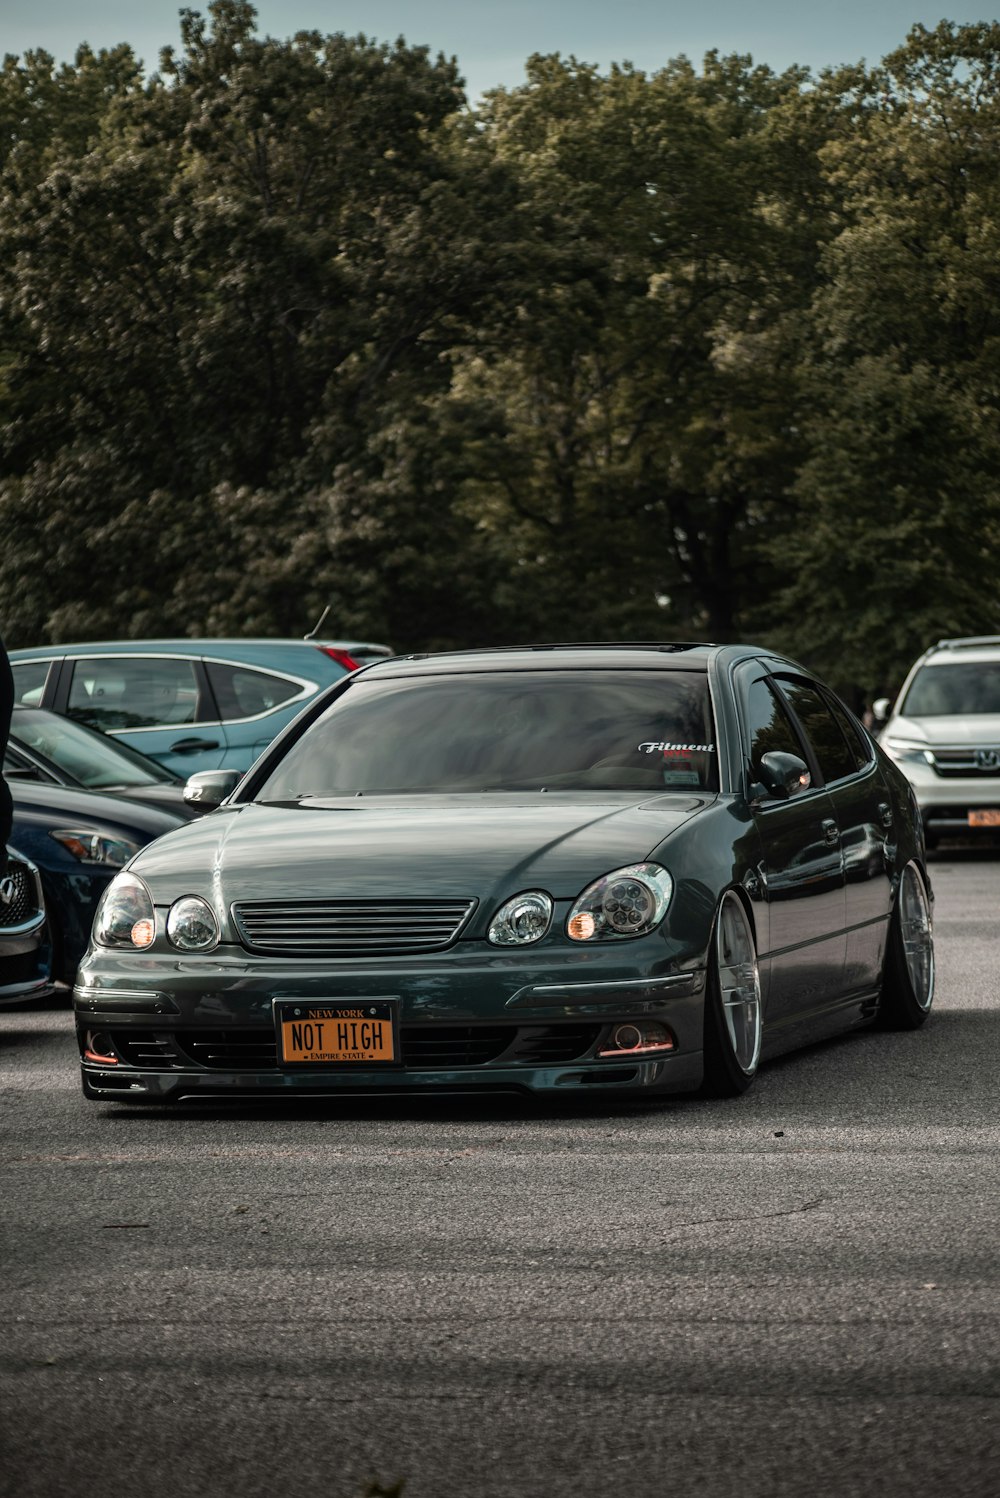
left=231, top=899, right=477, bottom=955
left=930, top=747, right=1000, bottom=777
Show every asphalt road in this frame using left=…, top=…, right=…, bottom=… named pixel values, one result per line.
left=1, top=854, right=998, bottom=1498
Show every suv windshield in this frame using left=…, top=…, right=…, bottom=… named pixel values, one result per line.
left=259, top=670, right=718, bottom=797
left=901, top=662, right=1000, bottom=717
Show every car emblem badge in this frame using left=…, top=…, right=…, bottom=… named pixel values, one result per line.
left=0, top=876, right=16, bottom=906
left=975, top=748, right=1000, bottom=770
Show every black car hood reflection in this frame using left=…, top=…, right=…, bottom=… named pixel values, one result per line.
left=132, top=793, right=714, bottom=903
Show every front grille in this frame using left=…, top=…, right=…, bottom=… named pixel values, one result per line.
left=0, top=860, right=40, bottom=928
left=231, top=899, right=477, bottom=955
left=107, top=1024, right=602, bottom=1071
left=930, top=747, right=1000, bottom=777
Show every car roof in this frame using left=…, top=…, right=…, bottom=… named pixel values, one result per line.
left=920, top=635, right=1000, bottom=666
left=9, top=638, right=391, bottom=655
left=354, top=641, right=749, bottom=676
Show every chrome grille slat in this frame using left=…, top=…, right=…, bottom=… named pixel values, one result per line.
left=232, top=898, right=476, bottom=955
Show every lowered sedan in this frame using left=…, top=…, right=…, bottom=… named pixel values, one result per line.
left=75, top=644, right=934, bottom=1104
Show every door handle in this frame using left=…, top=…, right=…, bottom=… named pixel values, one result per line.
left=878, top=802, right=893, bottom=829
left=821, top=818, right=840, bottom=845
left=169, top=737, right=221, bottom=754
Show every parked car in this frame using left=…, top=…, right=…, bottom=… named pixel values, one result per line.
left=6, top=704, right=196, bottom=820
left=74, top=642, right=933, bottom=1106
left=10, top=781, right=186, bottom=985
left=0, top=847, right=53, bottom=1005
left=875, top=634, right=1000, bottom=846
left=8, top=637, right=394, bottom=776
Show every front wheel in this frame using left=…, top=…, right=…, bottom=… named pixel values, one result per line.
left=702, top=891, right=762, bottom=1097
left=877, top=861, right=934, bottom=1029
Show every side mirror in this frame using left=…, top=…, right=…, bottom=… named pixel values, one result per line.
left=872, top=697, right=891, bottom=724
left=183, top=769, right=241, bottom=812
left=757, top=751, right=811, bottom=800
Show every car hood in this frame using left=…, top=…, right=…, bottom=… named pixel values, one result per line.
left=10, top=779, right=189, bottom=836
left=132, top=793, right=713, bottom=904
left=888, top=713, right=1000, bottom=745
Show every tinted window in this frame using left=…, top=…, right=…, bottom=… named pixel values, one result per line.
left=901, top=661, right=1000, bottom=716
left=206, top=663, right=301, bottom=721
left=824, top=695, right=873, bottom=773
left=67, top=657, right=199, bottom=730
left=11, top=661, right=52, bottom=706
left=742, top=676, right=805, bottom=772
left=777, top=678, right=858, bottom=784
left=12, top=708, right=174, bottom=787
left=260, top=670, right=718, bottom=798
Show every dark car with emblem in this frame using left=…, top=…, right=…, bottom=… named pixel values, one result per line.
left=0, top=847, right=53, bottom=1005
left=75, top=643, right=934, bottom=1105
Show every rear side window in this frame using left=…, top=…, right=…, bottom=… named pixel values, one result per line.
left=66, top=656, right=200, bottom=730
left=824, top=695, right=873, bottom=773
left=776, top=678, right=858, bottom=785
left=11, top=661, right=52, bottom=707
left=206, top=663, right=303, bottom=721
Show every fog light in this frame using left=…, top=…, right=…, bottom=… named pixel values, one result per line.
left=84, top=1030, right=118, bottom=1065
left=597, top=1021, right=675, bottom=1057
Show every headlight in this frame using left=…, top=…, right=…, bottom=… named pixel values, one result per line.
left=93, top=872, right=155, bottom=948
left=166, top=895, right=219, bottom=952
left=567, top=863, right=673, bottom=941
left=50, top=828, right=141, bottom=868
left=881, top=738, right=933, bottom=766
left=488, top=891, right=553, bottom=946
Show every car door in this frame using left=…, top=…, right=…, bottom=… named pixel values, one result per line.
left=774, top=676, right=894, bottom=996
left=735, top=662, right=847, bottom=1025
left=58, top=654, right=228, bottom=776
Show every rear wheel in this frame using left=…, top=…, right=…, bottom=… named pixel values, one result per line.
left=878, top=861, right=934, bottom=1029
left=702, top=891, right=762, bottom=1097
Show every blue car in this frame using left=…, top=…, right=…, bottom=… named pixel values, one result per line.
left=8, top=637, right=394, bottom=776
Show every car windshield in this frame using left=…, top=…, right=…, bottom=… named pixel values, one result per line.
left=11, top=708, right=177, bottom=788
left=900, top=662, right=1000, bottom=717
left=258, top=669, right=718, bottom=798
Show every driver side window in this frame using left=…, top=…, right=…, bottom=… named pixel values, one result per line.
left=741, top=672, right=807, bottom=776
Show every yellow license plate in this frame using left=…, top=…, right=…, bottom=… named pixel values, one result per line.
left=275, top=1000, right=398, bottom=1065
left=968, top=809, right=1000, bottom=827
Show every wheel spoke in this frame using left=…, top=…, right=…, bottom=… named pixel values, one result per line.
left=900, top=864, right=934, bottom=1010
left=716, top=898, right=762, bottom=1073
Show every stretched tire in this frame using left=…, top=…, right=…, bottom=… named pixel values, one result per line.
left=702, top=891, right=762, bottom=1097
left=878, top=861, right=934, bottom=1030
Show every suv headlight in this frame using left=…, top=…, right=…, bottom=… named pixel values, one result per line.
left=567, top=863, right=673, bottom=941
left=882, top=738, right=933, bottom=766
left=93, top=872, right=155, bottom=948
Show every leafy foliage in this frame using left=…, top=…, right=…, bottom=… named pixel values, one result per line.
left=1, top=7, right=998, bottom=699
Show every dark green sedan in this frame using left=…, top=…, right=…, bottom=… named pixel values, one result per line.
left=75, top=644, right=934, bottom=1105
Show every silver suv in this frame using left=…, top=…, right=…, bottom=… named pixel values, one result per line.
left=877, top=635, right=1000, bottom=844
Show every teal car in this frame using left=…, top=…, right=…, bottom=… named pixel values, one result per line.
left=74, top=643, right=935, bottom=1106
left=8, top=637, right=393, bottom=777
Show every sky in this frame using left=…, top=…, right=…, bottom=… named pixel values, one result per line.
left=0, top=2, right=986, bottom=100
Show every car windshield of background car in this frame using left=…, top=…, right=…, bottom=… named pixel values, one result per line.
left=900, top=662, right=1000, bottom=716
left=12, top=709, right=176, bottom=788
left=258, top=670, right=719, bottom=798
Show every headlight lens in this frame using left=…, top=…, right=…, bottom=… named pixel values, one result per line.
left=567, top=863, right=673, bottom=941
left=166, top=895, right=220, bottom=952
left=488, top=891, right=553, bottom=946
left=50, top=829, right=141, bottom=867
left=882, top=738, right=932, bottom=766
left=93, top=872, right=155, bottom=948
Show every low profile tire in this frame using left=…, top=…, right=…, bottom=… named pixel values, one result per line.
left=702, top=891, right=763, bottom=1097
left=878, top=861, right=934, bottom=1030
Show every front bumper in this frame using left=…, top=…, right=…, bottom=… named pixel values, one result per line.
left=890, top=760, right=1000, bottom=834
left=74, top=940, right=708, bottom=1102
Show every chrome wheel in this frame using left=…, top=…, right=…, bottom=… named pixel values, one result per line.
left=899, top=862, right=934, bottom=1011
left=715, top=893, right=762, bottom=1074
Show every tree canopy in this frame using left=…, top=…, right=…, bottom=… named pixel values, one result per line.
left=1, top=6, right=998, bottom=700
